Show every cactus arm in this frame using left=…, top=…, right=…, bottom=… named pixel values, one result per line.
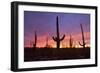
left=80, top=24, right=85, bottom=44
left=78, top=42, right=83, bottom=46
left=78, top=24, right=86, bottom=48
left=52, top=37, right=57, bottom=41
left=60, top=34, right=65, bottom=41
left=79, top=41, right=86, bottom=45
left=80, top=24, right=86, bottom=47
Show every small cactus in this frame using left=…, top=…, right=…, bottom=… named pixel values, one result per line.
left=45, top=37, right=49, bottom=48
left=69, top=34, right=73, bottom=48
left=52, top=16, right=65, bottom=48
left=32, top=31, right=37, bottom=48
left=79, top=24, right=86, bottom=48
left=73, top=41, right=76, bottom=48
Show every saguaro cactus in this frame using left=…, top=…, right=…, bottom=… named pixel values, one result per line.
left=79, top=24, right=86, bottom=48
left=73, top=41, right=76, bottom=48
left=52, top=16, right=65, bottom=48
left=69, top=34, right=73, bottom=48
left=45, top=37, right=48, bottom=48
left=32, top=31, right=37, bottom=48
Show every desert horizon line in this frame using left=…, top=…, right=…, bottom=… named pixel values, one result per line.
left=24, top=31, right=90, bottom=48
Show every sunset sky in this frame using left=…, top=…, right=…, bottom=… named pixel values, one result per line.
left=24, top=11, right=90, bottom=48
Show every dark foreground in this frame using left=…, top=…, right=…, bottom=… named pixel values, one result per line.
left=24, top=47, right=90, bottom=62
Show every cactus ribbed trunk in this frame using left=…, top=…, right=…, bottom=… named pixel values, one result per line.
left=56, top=16, right=60, bottom=48
left=69, top=35, right=73, bottom=48
left=79, top=24, right=86, bottom=48
left=52, top=16, right=65, bottom=48
left=33, top=31, right=37, bottom=48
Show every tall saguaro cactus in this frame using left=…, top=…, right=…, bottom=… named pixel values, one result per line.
left=52, top=16, right=65, bottom=48
left=32, top=31, right=37, bottom=48
left=79, top=24, right=86, bottom=48
left=69, top=34, right=73, bottom=48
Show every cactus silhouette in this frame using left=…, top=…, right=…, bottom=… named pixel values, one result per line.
left=45, top=37, right=49, bottom=48
left=52, top=16, right=65, bottom=48
left=32, top=31, right=37, bottom=48
left=73, top=41, right=76, bottom=48
left=69, top=34, right=73, bottom=48
left=79, top=24, right=86, bottom=48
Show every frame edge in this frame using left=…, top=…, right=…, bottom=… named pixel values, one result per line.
left=11, top=1, right=98, bottom=72
left=11, top=2, right=18, bottom=71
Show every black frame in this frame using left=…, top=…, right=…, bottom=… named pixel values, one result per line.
left=11, top=1, right=98, bottom=72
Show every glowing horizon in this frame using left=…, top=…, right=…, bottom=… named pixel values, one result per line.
left=24, top=32, right=90, bottom=48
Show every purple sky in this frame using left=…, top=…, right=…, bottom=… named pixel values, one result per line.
left=24, top=11, right=90, bottom=48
